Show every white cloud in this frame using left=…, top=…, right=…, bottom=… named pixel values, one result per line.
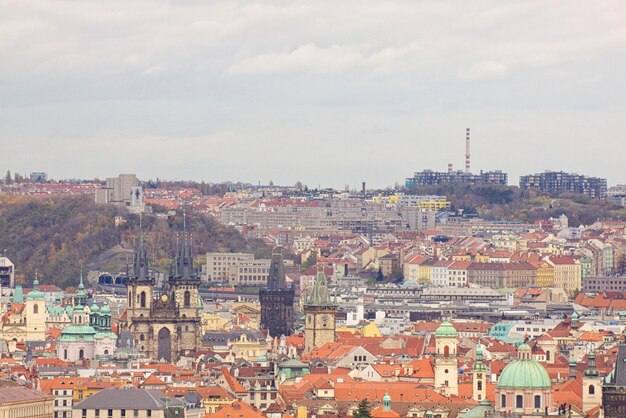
left=228, top=43, right=365, bottom=75
left=461, top=61, right=508, bottom=80
left=1, top=0, right=626, bottom=186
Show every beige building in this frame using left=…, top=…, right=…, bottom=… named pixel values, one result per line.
left=545, top=256, right=581, bottom=295
left=467, top=262, right=537, bottom=289
left=229, top=333, right=267, bottom=361
left=204, top=252, right=254, bottom=282
left=228, top=259, right=271, bottom=286
left=0, top=384, right=53, bottom=418
left=95, top=174, right=138, bottom=206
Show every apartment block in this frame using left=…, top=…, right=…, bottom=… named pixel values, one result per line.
left=204, top=253, right=254, bottom=281
left=519, top=171, right=607, bottom=199
left=227, top=259, right=272, bottom=286
left=405, top=169, right=508, bottom=187
left=467, top=262, right=537, bottom=288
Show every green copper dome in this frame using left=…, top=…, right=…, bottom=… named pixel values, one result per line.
left=100, top=300, right=111, bottom=316
left=497, top=346, right=551, bottom=390
left=58, top=324, right=97, bottom=342
left=435, top=320, right=458, bottom=338
left=27, top=278, right=45, bottom=301
left=462, top=400, right=494, bottom=418
left=90, top=303, right=100, bottom=313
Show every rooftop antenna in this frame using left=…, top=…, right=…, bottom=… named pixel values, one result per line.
left=465, top=128, right=471, bottom=173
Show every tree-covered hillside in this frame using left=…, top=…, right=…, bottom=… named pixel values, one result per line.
left=0, top=195, right=261, bottom=289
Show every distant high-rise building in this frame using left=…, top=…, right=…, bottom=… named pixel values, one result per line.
left=405, top=169, right=508, bottom=187
left=519, top=171, right=607, bottom=199
left=95, top=174, right=139, bottom=206
left=259, top=247, right=294, bottom=338
left=0, top=257, right=14, bottom=289
left=29, top=172, right=48, bottom=182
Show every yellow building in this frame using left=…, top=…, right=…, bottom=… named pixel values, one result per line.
left=201, top=312, right=231, bottom=331
left=535, top=261, right=555, bottom=288
left=360, top=247, right=390, bottom=269
left=73, top=381, right=120, bottom=403
left=361, top=321, right=382, bottom=337
left=198, top=386, right=235, bottom=413
left=418, top=261, right=433, bottom=284
left=545, top=256, right=581, bottom=295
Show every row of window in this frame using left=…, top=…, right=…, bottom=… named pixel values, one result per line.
left=84, top=410, right=150, bottom=417
left=501, top=394, right=542, bottom=409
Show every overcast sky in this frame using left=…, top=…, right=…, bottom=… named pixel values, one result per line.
left=2, top=1, right=625, bottom=188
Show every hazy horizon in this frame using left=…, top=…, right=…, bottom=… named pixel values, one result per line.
left=2, top=1, right=626, bottom=188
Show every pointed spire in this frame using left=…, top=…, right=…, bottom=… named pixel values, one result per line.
left=132, top=219, right=150, bottom=282
left=307, top=266, right=332, bottom=306
left=174, top=213, right=195, bottom=281
left=79, top=269, right=85, bottom=290
left=266, top=246, right=286, bottom=290
left=33, top=269, right=39, bottom=288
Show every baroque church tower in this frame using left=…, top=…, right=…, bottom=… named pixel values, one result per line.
left=125, top=222, right=202, bottom=362
left=259, top=246, right=294, bottom=338
left=304, top=269, right=336, bottom=353
left=473, top=342, right=487, bottom=401
left=434, top=320, right=459, bottom=396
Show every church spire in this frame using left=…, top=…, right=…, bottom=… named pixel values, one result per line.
left=132, top=216, right=150, bottom=282
left=307, top=267, right=332, bottom=306
left=174, top=212, right=195, bottom=280
left=72, top=267, right=87, bottom=308
left=266, top=246, right=287, bottom=290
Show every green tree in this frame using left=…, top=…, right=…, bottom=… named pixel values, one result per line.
left=354, top=399, right=372, bottom=418
left=301, top=251, right=318, bottom=270
left=376, top=267, right=384, bottom=282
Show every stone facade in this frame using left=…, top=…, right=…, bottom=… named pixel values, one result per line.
left=304, top=270, right=336, bottom=353
left=125, top=230, right=202, bottom=362
left=259, top=247, right=294, bottom=338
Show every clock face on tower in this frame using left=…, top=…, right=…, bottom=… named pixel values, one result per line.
left=161, top=294, right=169, bottom=302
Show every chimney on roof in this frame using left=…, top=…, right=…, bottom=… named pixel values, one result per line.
left=448, top=163, right=453, bottom=173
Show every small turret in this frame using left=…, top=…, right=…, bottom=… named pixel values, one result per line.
left=569, top=354, right=578, bottom=379
left=584, top=350, right=599, bottom=377
left=382, top=393, right=392, bottom=411
left=75, top=271, right=87, bottom=308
